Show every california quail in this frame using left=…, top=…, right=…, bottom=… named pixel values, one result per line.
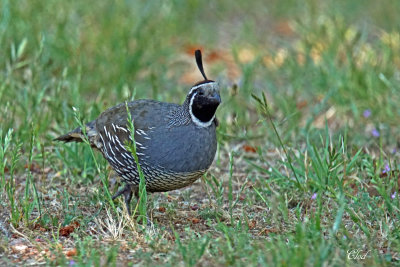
left=55, top=50, right=221, bottom=213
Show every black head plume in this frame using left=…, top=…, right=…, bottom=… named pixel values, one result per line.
left=195, top=49, right=208, bottom=80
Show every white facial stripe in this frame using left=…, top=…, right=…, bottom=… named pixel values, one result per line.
left=189, top=92, right=215, bottom=128
left=188, top=81, right=218, bottom=96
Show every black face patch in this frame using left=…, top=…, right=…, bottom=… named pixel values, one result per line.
left=191, top=94, right=220, bottom=123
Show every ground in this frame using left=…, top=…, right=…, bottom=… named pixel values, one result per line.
left=0, top=0, right=400, bottom=266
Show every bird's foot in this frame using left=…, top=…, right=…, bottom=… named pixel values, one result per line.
left=112, top=184, right=135, bottom=215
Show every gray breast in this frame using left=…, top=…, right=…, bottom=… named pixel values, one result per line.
left=142, top=121, right=217, bottom=173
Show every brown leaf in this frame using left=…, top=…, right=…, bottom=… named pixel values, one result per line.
left=59, top=221, right=79, bottom=237
left=206, top=51, right=223, bottom=63
left=296, top=100, right=308, bottom=109
left=190, top=218, right=200, bottom=224
left=243, top=144, right=257, bottom=153
left=65, top=248, right=77, bottom=257
left=60, top=225, right=75, bottom=237
left=158, top=207, right=166, bottom=213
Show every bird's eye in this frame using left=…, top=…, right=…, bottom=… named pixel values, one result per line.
left=198, top=91, right=205, bottom=96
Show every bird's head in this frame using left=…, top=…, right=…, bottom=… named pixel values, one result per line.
left=186, top=50, right=221, bottom=127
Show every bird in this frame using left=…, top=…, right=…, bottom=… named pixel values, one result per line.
left=55, top=50, right=221, bottom=214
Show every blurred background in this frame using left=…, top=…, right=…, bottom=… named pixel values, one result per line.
left=1, top=0, right=400, bottom=146
left=1, top=0, right=400, bottom=265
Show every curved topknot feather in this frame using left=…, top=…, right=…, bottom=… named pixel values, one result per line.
left=195, top=50, right=208, bottom=81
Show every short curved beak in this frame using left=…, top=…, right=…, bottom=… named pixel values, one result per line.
left=210, top=92, right=221, bottom=104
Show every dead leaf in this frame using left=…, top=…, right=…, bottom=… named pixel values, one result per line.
left=59, top=221, right=79, bottom=237
left=60, top=226, right=74, bottom=237
left=243, top=145, right=257, bottom=153
left=296, top=100, right=308, bottom=109
left=206, top=51, right=222, bottom=63
left=158, top=207, right=166, bottom=213
left=190, top=218, right=200, bottom=224
left=65, top=248, right=77, bottom=257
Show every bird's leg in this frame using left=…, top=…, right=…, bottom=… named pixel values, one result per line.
left=112, top=185, right=150, bottom=225
left=133, top=188, right=153, bottom=227
left=112, top=184, right=133, bottom=215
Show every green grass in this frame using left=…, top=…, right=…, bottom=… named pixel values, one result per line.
left=1, top=0, right=400, bottom=266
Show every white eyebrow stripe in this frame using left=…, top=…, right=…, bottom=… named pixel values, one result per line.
left=187, top=81, right=217, bottom=96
